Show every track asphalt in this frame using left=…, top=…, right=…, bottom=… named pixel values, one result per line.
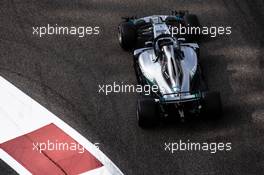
left=0, top=0, right=263, bottom=174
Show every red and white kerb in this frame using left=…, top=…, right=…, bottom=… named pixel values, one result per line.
left=0, top=77, right=123, bottom=175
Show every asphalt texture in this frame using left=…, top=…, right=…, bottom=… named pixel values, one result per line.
left=0, top=0, right=264, bottom=175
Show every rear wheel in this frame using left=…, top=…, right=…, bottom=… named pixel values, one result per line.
left=191, top=64, right=208, bottom=91
left=201, top=92, right=222, bottom=119
left=118, top=22, right=137, bottom=50
left=137, top=96, right=159, bottom=128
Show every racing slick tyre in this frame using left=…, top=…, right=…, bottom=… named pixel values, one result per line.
left=118, top=22, right=137, bottom=50
left=165, top=16, right=179, bottom=26
left=202, top=91, right=222, bottom=119
left=137, top=96, right=159, bottom=128
left=184, top=14, right=200, bottom=42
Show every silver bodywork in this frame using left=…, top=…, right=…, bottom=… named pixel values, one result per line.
left=134, top=15, right=199, bottom=102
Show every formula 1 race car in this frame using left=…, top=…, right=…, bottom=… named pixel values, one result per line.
left=118, top=12, right=222, bottom=128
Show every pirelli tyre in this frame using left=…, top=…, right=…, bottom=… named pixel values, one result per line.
left=137, top=96, right=159, bottom=128
left=202, top=91, right=223, bottom=119
left=165, top=16, right=179, bottom=26
left=184, top=14, right=200, bottom=42
left=118, top=22, right=137, bottom=50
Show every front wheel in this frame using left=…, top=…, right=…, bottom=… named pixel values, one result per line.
left=118, top=22, right=137, bottom=50
left=184, top=14, right=200, bottom=42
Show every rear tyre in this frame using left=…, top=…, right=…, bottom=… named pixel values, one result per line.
left=184, top=14, right=200, bottom=42
left=137, top=96, right=159, bottom=128
left=191, top=64, right=208, bottom=91
left=202, top=91, right=222, bottom=119
left=118, top=22, right=137, bottom=50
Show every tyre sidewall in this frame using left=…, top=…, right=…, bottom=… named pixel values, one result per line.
left=201, top=91, right=222, bottom=119
left=118, top=22, right=137, bottom=50
left=137, top=96, right=159, bottom=128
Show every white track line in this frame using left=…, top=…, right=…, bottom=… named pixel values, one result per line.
left=0, top=76, right=123, bottom=175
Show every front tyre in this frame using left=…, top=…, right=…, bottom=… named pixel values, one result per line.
left=184, top=14, right=200, bottom=42
left=118, top=22, right=137, bottom=50
left=137, top=96, right=159, bottom=128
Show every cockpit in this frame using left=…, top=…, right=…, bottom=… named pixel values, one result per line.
left=153, top=34, right=183, bottom=61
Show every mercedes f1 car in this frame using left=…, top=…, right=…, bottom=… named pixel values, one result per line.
left=118, top=12, right=222, bottom=128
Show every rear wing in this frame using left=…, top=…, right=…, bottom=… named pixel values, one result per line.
left=158, top=91, right=203, bottom=103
